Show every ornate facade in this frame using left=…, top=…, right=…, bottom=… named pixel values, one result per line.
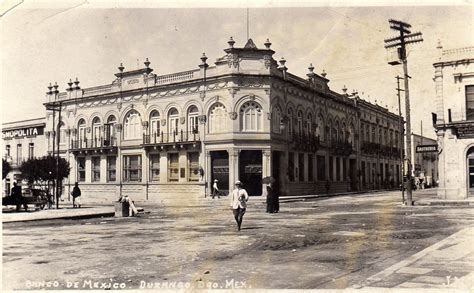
left=42, top=38, right=402, bottom=203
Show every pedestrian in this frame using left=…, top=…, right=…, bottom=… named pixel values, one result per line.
left=265, top=184, right=273, bottom=213
left=11, top=182, right=27, bottom=212
left=325, top=180, right=331, bottom=194
left=212, top=179, right=220, bottom=199
left=230, top=180, right=249, bottom=231
left=272, top=181, right=280, bottom=213
left=71, top=182, right=81, bottom=208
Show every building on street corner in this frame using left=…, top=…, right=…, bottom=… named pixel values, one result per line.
left=2, top=118, right=47, bottom=196
left=19, top=38, right=405, bottom=203
left=434, top=45, right=474, bottom=199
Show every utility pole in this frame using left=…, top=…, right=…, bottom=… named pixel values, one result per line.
left=385, top=19, right=423, bottom=206
left=396, top=75, right=405, bottom=204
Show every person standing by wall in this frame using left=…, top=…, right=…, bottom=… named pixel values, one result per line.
left=71, top=182, right=81, bottom=208
left=230, top=180, right=249, bottom=231
left=11, top=182, right=27, bottom=212
left=265, top=184, right=273, bottom=213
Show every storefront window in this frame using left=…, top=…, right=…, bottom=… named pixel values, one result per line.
left=123, top=155, right=141, bottom=182
left=28, top=143, right=34, bottom=159
left=149, top=154, right=160, bottom=181
left=308, top=154, right=314, bottom=181
left=298, top=153, right=304, bottom=181
left=107, top=156, right=116, bottom=182
left=92, top=156, right=100, bottom=182
left=168, top=153, right=179, bottom=182
left=317, top=155, right=326, bottom=181
left=188, top=152, right=199, bottom=182
left=77, top=157, right=86, bottom=182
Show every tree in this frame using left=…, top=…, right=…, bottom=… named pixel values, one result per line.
left=19, top=155, right=70, bottom=193
left=2, top=158, right=12, bottom=180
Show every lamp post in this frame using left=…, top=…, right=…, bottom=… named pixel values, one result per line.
left=46, top=82, right=60, bottom=209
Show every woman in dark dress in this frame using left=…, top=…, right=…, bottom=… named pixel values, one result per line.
left=272, top=181, right=280, bottom=213
left=266, top=184, right=274, bottom=213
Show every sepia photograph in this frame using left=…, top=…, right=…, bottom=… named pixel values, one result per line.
left=1, top=0, right=473, bottom=291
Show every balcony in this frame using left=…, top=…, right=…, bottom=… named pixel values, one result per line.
left=291, top=133, right=320, bottom=152
left=69, top=137, right=118, bottom=154
left=330, top=140, right=354, bottom=156
left=143, top=130, right=201, bottom=150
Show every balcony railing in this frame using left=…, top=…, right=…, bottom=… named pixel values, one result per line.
left=70, top=137, right=117, bottom=150
left=291, top=133, right=320, bottom=151
left=330, top=140, right=354, bottom=156
left=143, top=130, right=200, bottom=145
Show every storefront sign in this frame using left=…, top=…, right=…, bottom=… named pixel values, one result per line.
left=2, top=126, right=44, bottom=139
left=455, top=123, right=474, bottom=139
left=416, top=144, right=438, bottom=153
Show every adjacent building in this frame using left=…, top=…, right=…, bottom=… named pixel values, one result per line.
left=2, top=118, right=47, bottom=196
left=410, top=133, right=438, bottom=188
left=434, top=46, right=474, bottom=199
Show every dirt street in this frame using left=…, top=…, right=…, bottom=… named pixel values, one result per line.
left=3, top=190, right=474, bottom=290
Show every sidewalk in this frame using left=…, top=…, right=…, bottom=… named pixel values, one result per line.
left=2, top=205, right=114, bottom=223
left=362, top=226, right=474, bottom=289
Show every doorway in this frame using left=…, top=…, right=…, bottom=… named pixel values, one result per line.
left=467, top=147, right=474, bottom=197
left=211, top=151, right=229, bottom=194
left=239, top=150, right=262, bottom=196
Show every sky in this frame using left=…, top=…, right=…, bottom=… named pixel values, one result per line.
left=1, top=1, right=472, bottom=139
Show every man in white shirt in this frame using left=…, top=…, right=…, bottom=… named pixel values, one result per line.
left=212, top=179, right=220, bottom=199
left=230, top=180, right=249, bottom=231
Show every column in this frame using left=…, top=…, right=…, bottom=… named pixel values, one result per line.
left=85, top=156, right=92, bottom=183
left=228, top=149, right=239, bottom=192
left=179, top=150, right=187, bottom=183
left=205, top=150, right=212, bottom=196
left=160, top=151, right=168, bottom=182
left=262, top=149, right=271, bottom=195
left=100, top=154, right=107, bottom=183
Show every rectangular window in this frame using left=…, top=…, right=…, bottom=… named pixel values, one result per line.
left=343, top=158, right=347, bottom=181
left=361, top=161, right=366, bottom=187
left=92, top=157, right=100, bottom=182
left=16, top=144, right=22, bottom=165
left=288, top=152, right=295, bottom=182
left=308, top=154, right=314, bottom=182
left=28, top=143, right=34, bottom=159
left=77, top=157, right=86, bottom=182
left=336, top=157, right=341, bottom=181
left=168, top=153, right=179, bottom=182
left=329, top=156, right=334, bottom=181
left=123, top=155, right=142, bottom=182
left=149, top=154, right=160, bottom=182
left=6, top=145, right=10, bottom=157
left=107, top=156, right=116, bottom=182
left=298, top=153, right=304, bottom=181
left=317, top=155, right=326, bottom=181
left=188, top=152, right=199, bottom=182
left=466, top=85, right=474, bottom=120
left=372, top=163, right=376, bottom=185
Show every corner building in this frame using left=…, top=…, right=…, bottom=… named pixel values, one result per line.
left=44, top=39, right=402, bottom=203
left=434, top=46, right=474, bottom=199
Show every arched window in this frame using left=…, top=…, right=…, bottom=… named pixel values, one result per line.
left=296, top=110, right=304, bottom=136
left=105, top=115, right=117, bottom=145
left=306, top=113, right=312, bottom=136
left=187, top=106, right=199, bottom=133
left=317, top=115, right=324, bottom=140
left=349, top=123, right=354, bottom=146
left=168, top=108, right=179, bottom=136
left=92, top=117, right=101, bottom=146
left=58, top=121, right=66, bottom=144
left=124, top=111, right=142, bottom=140
left=287, top=108, right=294, bottom=137
left=333, top=120, right=339, bottom=143
left=77, top=119, right=87, bottom=147
left=326, top=119, right=332, bottom=142
left=272, top=106, right=282, bottom=134
left=342, top=122, right=347, bottom=142
left=240, top=101, right=263, bottom=132
left=149, top=110, right=160, bottom=137
left=209, top=103, right=227, bottom=133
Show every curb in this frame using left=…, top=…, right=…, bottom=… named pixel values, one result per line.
left=2, top=211, right=115, bottom=223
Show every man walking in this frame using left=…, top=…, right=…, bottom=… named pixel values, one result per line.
left=71, top=182, right=81, bottom=208
left=11, top=182, right=27, bottom=212
left=212, top=179, right=220, bottom=199
left=230, top=180, right=249, bottom=231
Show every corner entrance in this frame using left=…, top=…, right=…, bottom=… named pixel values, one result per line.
left=211, top=151, right=229, bottom=194
left=239, top=150, right=262, bottom=196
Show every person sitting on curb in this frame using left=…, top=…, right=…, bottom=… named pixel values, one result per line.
left=118, top=195, right=139, bottom=216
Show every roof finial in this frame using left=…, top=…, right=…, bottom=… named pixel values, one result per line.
left=342, top=85, right=348, bottom=94
left=321, top=69, right=327, bottom=78
left=264, top=38, right=272, bottom=49
left=228, top=36, right=235, bottom=48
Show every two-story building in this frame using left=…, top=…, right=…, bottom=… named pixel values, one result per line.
left=434, top=46, right=474, bottom=199
left=39, top=38, right=403, bottom=203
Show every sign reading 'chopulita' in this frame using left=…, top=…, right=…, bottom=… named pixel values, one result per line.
left=415, top=144, right=438, bottom=153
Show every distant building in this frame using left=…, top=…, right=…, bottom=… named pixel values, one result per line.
left=410, top=133, right=438, bottom=188
left=2, top=117, right=47, bottom=196
left=434, top=46, right=474, bottom=199
left=25, top=38, right=402, bottom=203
